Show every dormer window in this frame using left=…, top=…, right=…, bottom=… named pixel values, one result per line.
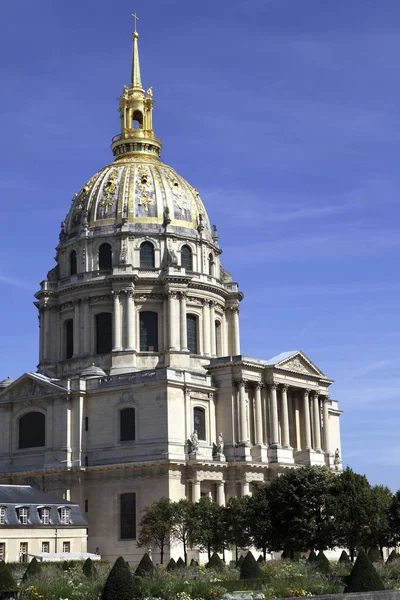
left=59, top=507, right=71, bottom=525
left=39, top=507, right=50, bottom=524
left=18, top=507, right=29, bottom=524
left=0, top=506, right=6, bottom=525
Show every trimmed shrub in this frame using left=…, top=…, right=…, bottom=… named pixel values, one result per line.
left=0, top=561, right=17, bottom=594
left=22, top=557, right=42, bottom=582
left=368, top=547, right=380, bottom=563
left=345, top=548, right=385, bottom=593
left=292, top=550, right=301, bottom=562
left=316, top=551, right=331, bottom=574
left=338, top=550, right=350, bottom=565
left=387, top=549, right=400, bottom=563
left=281, top=549, right=290, bottom=560
left=166, top=557, right=176, bottom=571
left=206, top=552, right=224, bottom=571
left=240, top=551, right=262, bottom=580
left=190, top=558, right=198, bottom=566
left=82, top=557, right=96, bottom=579
left=308, top=550, right=317, bottom=563
left=135, top=552, right=155, bottom=578
left=101, top=556, right=135, bottom=600
left=237, top=554, right=244, bottom=568
left=257, top=554, right=264, bottom=564
left=176, top=557, right=186, bottom=569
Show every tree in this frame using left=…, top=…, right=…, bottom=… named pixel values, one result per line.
left=344, top=549, right=385, bottom=593
left=266, top=466, right=337, bottom=553
left=137, top=497, right=173, bottom=564
left=22, top=557, right=42, bottom=581
left=0, top=561, right=17, bottom=595
left=240, top=551, right=262, bottom=580
left=224, top=496, right=251, bottom=564
left=193, top=497, right=225, bottom=561
left=390, top=490, right=400, bottom=546
left=101, top=556, right=134, bottom=600
left=247, top=486, right=272, bottom=559
left=332, top=468, right=374, bottom=561
left=170, top=499, right=198, bottom=566
left=369, top=485, right=394, bottom=558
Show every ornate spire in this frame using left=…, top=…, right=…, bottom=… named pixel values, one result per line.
left=111, top=14, right=162, bottom=161
left=130, top=12, right=142, bottom=88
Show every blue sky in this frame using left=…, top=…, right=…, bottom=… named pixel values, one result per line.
left=0, top=1, right=399, bottom=491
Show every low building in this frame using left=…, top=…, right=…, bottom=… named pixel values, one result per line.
left=0, top=485, right=87, bottom=562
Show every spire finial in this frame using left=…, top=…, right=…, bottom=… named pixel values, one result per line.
left=130, top=11, right=142, bottom=88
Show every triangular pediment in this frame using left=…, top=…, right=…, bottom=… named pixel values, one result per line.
left=272, top=351, right=326, bottom=377
left=0, top=373, right=68, bottom=402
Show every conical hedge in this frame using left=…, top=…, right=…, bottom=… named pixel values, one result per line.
left=101, top=556, right=135, bottom=600
left=316, top=551, right=331, bottom=574
left=387, top=550, right=399, bottom=564
left=190, top=558, right=198, bottom=566
left=338, top=550, right=350, bottom=565
left=206, top=552, right=224, bottom=571
left=22, top=557, right=42, bottom=581
left=257, top=554, right=264, bottom=564
left=135, top=552, right=155, bottom=578
left=240, top=551, right=262, bottom=580
left=368, top=547, right=380, bottom=563
left=345, top=549, right=385, bottom=593
left=83, top=557, right=96, bottom=579
left=0, top=561, right=17, bottom=593
left=237, top=554, right=244, bottom=568
left=176, top=557, right=186, bottom=568
left=308, top=550, right=317, bottom=563
left=166, top=557, right=176, bottom=571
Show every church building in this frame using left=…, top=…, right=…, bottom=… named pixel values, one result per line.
left=0, top=20, right=342, bottom=563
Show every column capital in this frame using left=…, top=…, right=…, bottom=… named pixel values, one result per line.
left=254, top=382, right=262, bottom=391
left=311, top=390, right=320, bottom=398
left=125, top=288, right=135, bottom=297
left=229, top=306, right=240, bottom=314
left=235, top=378, right=247, bottom=388
left=268, top=382, right=278, bottom=390
left=166, top=291, right=178, bottom=299
left=111, top=290, right=120, bottom=298
left=179, top=291, right=188, bottom=300
left=280, top=383, right=289, bottom=391
left=303, top=388, right=311, bottom=395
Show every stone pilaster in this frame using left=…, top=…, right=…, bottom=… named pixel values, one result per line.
left=179, top=292, right=188, bottom=351
left=269, top=383, right=279, bottom=447
left=112, top=292, right=122, bottom=351
left=125, top=289, right=136, bottom=351
left=303, top=389, right=312, bottom=449
left=202, top=300, right=211, bottom=355
left=312, top=392, right=322, bottom=452
left=280, top=384, right=291, bottom=449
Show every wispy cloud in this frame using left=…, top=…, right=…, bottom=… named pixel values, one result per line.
left=0, top=275, right=34, bottom=290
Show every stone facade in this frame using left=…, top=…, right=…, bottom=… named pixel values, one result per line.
left=0, top=23, right=342, bottom=563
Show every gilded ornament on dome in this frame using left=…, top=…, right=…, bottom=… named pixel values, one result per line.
left=100, top=169, right=119, bottom=210
left=136, top=166, right=154, bottom=212
left=166, top=170, right=184, bottom=208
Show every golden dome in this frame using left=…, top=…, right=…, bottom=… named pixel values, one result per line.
left=65, top=158, right=211, bottom=238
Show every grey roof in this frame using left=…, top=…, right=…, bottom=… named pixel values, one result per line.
left=0, top=485, right=74, bottom=505
left=264, top=350, right=299, bottom=366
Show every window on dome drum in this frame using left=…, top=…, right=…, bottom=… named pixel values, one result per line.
left=18, top=507, right=29, bottom=525
left=69, top=250, right=77, bottom=275
left=139, top=311, right=158, bottom=351
left=62, top=541, right=71, bottom=553
left=208, top=253, right=214, bottom=276
left=186, top=314, right=198, bottom=354
left=96, top=312, right=112, bottom=354
left=19, top=542, right=28, bottom=563
left=40, top=507, right=50, bottom=524
left=65, top=319, right=73, bottom=359
left=140, top=241, right=155, bottom=268
left=181, top=245, right=193, bottom=271
left=19, top=412, right=45, bottom=449
left=215, top=321, right=222, bottom=356
left=120, top=492, right=136, bottom=540
left=98, top=243, right=112, bottom=270
left=193, top=407, right=206, bottom=441
left=42, top=542, right=50, bottom=553
left=0, top=507, right=6, bottom=525
left=132, top=110, right=143, bottom=130
left=60, top=507, right=71, bottom=525
left=120, top=407, right=136, bottom=442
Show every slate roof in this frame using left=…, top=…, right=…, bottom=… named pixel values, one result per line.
left=264, top=351, right=299, bottom=366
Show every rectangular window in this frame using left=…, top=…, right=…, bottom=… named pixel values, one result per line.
left=62, top=541, right=70, bottom=553
left=120, top=407, right=136, bottom=442
left=18, top=507, right=28, bottom=524
left=85, top=499, right=88, bottom=513
left=120, top=493, right=136, bottom=540
left=85, top=416, right=88, bottom=431
left=0, top=543, right=5, bottom=562
left=0, top=507, right=6, bottom=525
left=60, top=507, right=71, bottom=524
left=41, top=541, right=50, bottom=553
left=186, top=314, right=198, bottom=354
left=20, top=542, right=28, bottom=562
left=40, top=507, right=50, bottom=524
left=193, top=407, right=206, bottom=441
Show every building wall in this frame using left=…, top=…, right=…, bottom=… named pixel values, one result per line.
left=0, top=527, right=87, bottom=563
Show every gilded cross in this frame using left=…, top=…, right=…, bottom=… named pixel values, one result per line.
left=132, top=11, right=139, bottom=32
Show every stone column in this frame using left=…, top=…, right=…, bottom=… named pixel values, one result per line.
left=202, top=301, right=211, bottom=355
left=254, top=383, right=263, bottom=445
left=262, top=384, right=269, bottom=445
left=42, top=306, right=50, bottom=360
left=179, top=292, right=188, bottom=351
left=112, top=292, right=122, bottom=351
left=303, top=389, right=312, bottom=449
left=269, top=383, right=279, bottom=446
left=126, top=289, right=136, bottom=350
left=73, top=301, right=80, bottom=357
left=192, top=480, right=201, bottom=503
left=280, top=384, right=291, bottom=448
left=83, top=298, right=90, bottom=354
left=241, top=481, right=251, bottom=497
left=217, top=481, right=226, bottom=506
left=294, top=392, right=302, bottom=450
left=312, top=393, right=322, bottom=452
left=323, top=397, right=331, bottom=453
left=210, top=302, right=216, bottom=356
left=39, top=310, right=44, bottom=363
left=168, top=292, right=178, bottom=350
left=232, top=307, right=240, bottom=355
left=237, top=379, right=248, bottom=444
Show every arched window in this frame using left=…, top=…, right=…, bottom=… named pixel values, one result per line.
left=132, top=110, right=143, bottom=130
left=19, top=412, right=45, bottom=449
left=140, top=242, right=155, bottom=268
left=120, top=407, right=136, bottom=442
left=193, top=407, right=206, bottom=441
left=139, top=312, right=158, bottom=351
left=70, top=250, right=77, bottom=275
left=96, top=312, right=112, bottom=354
left=65, top=319, right=73, bottom=359
left=99, top=243, right=112, bottom=270
left=215, top=320, right=222, bottom=356
left=186, top=314, right=198, bottom=354
left=181, top=245, right=193, bottom=271
left=208, top=253, right=214, bottom=276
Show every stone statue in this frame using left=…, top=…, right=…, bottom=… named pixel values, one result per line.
left=189, top=430, right=199, bottom=453
left=334, top=448, right=341, bottom=470
left=216, top=432, right=224, bottom=454
left=147, top=86, right=153, bottom=98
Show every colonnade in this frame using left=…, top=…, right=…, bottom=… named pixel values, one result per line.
left=190, top=479, right=255, bottom=506
left=235, top=380, right=331, bottom=453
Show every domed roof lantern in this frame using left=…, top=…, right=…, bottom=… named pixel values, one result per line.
left=80, top=364, right=107, bottom=379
